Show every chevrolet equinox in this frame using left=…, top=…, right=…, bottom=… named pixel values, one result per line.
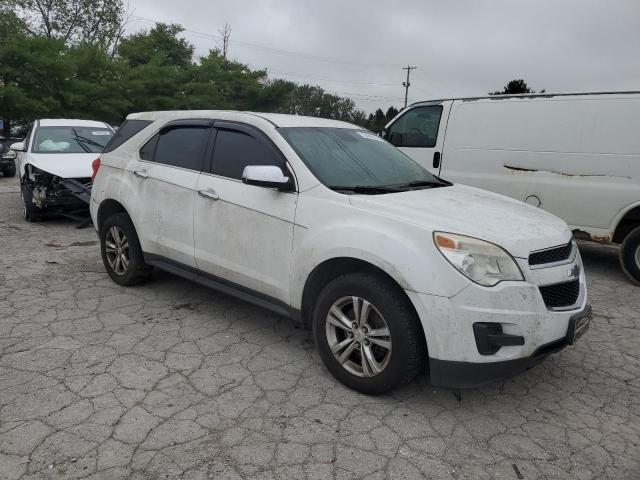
left=90, top=111, right=591, bottom=394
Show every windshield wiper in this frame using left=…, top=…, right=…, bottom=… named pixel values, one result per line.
left=329, top=185, right=403, bottom=194
left=71, top=129, right=91, bottom=153
left=74, top=133, right=106, bottom=150
left=389, top=179, right=450, bottom=189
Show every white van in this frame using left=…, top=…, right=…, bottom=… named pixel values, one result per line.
left=382, top=92, right=640, bottom=284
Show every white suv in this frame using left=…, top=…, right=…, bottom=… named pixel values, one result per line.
left=90, top=111, right=591, bottom=394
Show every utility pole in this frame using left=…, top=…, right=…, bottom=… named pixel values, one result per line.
left=402, top=65, right=417, bottom=109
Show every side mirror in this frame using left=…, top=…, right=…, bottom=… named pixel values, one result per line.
left=10, top=142, right=25, bottom=152
left=389, top=132, right=403, bottom=147
left=242, top=165, right=293, bottom=191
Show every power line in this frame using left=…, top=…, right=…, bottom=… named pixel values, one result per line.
left=266, top=69, right=398, bottom=86
left=131, top=16, right=402, bottom=69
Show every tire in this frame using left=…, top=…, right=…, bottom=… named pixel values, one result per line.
left=312, top=271, right=426, bottom=395
left=3, top=164, right=16, bottom=177
left=21, top=184, right=42, bottom=222
left=100, top=212, right=152, bottom=286
left=620, top=226, right=640, bottom=285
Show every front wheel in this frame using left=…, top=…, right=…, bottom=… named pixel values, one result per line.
left=100, top=213, right=152, bottom=286
left=312, top=272, right=426, bottom=395
left=21, top=184, right=42, bottom=222
left=620, top=226, right=640, bottom=285
left=3, top=164, right=16, bottom=177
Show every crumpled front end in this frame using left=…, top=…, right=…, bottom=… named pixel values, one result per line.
left=22, top=164, right=91, bottom=212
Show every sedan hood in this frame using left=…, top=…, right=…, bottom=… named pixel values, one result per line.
left=349, top=184, right=571, bottom=258
left=27, top=153, right=96, bottom=179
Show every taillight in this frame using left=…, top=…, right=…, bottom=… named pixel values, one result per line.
left=91, top=158, right=101, bottom=181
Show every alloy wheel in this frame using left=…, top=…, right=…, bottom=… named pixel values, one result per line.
left=325, top=296, right=392, bottom=377
left=105, top=226, right=130, bottom=275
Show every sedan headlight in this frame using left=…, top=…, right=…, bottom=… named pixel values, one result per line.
left=433, top=232, right=523, bottom=286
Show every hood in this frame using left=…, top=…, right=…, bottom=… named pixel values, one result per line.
left=27, top=153, right=96, bottom=179
left=349, top=184, right=571, bottom=258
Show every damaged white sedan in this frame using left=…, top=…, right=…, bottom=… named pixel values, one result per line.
left=12, top=119, right=114, bottom=221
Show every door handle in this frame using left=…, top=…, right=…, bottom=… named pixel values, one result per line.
left=433, top=151, right=441, bottom=169
left=133, top=169, right=149, bottom=179
left=198, top=188, right=219, bottom=201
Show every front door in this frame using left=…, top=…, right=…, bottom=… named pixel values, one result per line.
left=193, top=122, right=297, bottom=305
left=384, top=102, right=451, bottom=176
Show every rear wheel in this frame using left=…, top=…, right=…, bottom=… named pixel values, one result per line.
left=312, top=272, right=425, bottom=395
left=100, top=213, right=152, bottom=286
left=620, top=226, right=640, bottom=285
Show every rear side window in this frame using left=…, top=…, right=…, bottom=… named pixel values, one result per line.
left=139, top=135, right=158, bottom=161
left=153, top=126, right=209, bottom=171
left=212, top=129, right=283, bottom=180
left=103, top=120, right=151, bottom=153
left=387, top=105, right=443, bottom=148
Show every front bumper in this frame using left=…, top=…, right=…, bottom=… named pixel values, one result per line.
left=429, top=305, right=591, bottom=388
left=407, top=249, right=589, bottom=388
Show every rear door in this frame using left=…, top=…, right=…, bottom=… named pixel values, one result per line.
left=131, top=120, right=212, bottom=268
left=193, top=121, right=297, bottom=305
left=384, top=101, right=451, bottom=175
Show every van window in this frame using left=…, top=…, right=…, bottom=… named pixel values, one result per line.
left=387, top=105, right=443, bottom=148
left=153, top=126, right=209, bottom=171
left=212, top=129, right=284, bottom=180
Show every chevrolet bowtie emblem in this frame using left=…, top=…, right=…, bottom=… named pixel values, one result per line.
left=568, top=264, right=581, bottom=278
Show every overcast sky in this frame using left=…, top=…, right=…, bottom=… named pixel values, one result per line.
left=126, top=0, right=640, bottom=113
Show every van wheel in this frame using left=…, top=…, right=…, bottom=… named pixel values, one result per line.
left=620, top=226, right=640, bottom=285
left=312, top=272, right=425, bottom=395
left=100, top=213, right=152, bottom=286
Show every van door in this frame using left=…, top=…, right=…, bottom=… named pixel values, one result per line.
left=384, top=101, right=451, bottom=176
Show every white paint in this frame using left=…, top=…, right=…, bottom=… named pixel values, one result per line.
left=92, top=111, right=587, bottom=367
left=386, top=93, right=640, bottom=242
left=16, top=119, right=113, bottom=179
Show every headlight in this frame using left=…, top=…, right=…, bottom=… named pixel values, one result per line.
left=433, top=232, right=523, bottom=286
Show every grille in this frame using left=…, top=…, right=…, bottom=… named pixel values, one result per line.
left=529, top=241, right=573, bottom=266
left=539, top=280, right=580, bottom=309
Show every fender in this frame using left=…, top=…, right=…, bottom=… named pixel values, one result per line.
left=289, top=222, right=469, bottom=310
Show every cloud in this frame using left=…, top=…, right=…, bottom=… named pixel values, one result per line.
left=127, top=0, right=640, bottom=112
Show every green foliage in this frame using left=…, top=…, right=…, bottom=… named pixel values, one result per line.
left=118, top=23, right=194, bottom=68
left=10, top=0, right=125, bottom=50
left=0, top=19, right=385, bottom=136
left=278, top=84, right=365, bottom=123
left=490, top=79, right=542, bottom=95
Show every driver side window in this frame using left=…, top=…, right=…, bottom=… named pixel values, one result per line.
left=387, top=105, right=443, bottom=148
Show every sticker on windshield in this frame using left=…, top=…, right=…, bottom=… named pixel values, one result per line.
left=92, top=131, right=111, bottom=136
left=357, top=131, right=385, bottom=142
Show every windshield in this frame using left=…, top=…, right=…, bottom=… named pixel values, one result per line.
left=32, top=126, right=113, bottom=154
left=278, top=127, right=445, bottom=192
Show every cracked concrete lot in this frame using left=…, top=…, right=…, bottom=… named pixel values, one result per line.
left=0, top=176, right=639, bottom=480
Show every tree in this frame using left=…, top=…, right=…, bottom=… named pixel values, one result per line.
left=218, top=23, right=231, bottom=60
left=9, top=0, right=127, bottom=52
left=490, top=79, right=543, bottom=95
left=278, top=84, right=365, bottom=123
left=118, top=23, right=194, bottom=69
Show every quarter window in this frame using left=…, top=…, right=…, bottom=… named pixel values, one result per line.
left=152, top=126, right=209, bottom=171
left=139, top=135, right=158, bottom=161
left=387, top=105, right=443, bottom=148
left=212, top=129, right=283, bottom=180
left=103, top=120, right=151, bottom=153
